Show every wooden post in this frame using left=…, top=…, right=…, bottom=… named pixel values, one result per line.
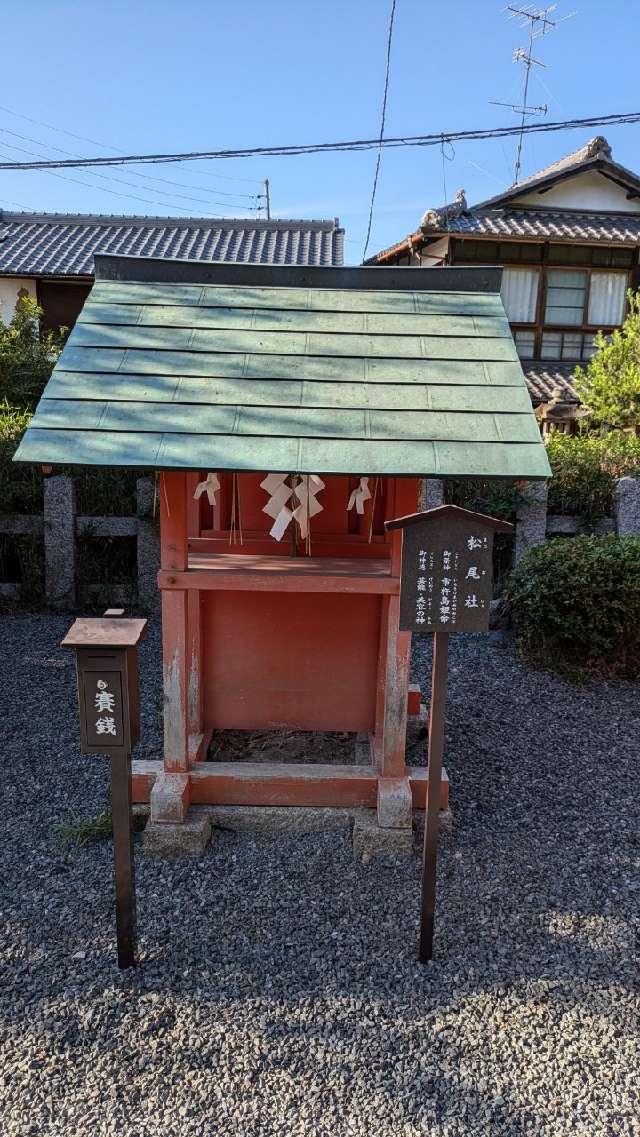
left=110, top=745, right=136, bottom=969
left=160, top=472, right=190, bottom=774
left=379, top=481, right=416, bottom=777
left=187, top=589, right=204, bottom=758
left=61, top=616, right=147, bottom=970
left=419, top=630, right=449, bottom=963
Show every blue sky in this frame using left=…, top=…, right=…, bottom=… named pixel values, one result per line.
left=1, top=0, right=638, bottom=263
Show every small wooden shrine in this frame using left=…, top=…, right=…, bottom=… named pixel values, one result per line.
left=16, top=255, right=549, bottom=835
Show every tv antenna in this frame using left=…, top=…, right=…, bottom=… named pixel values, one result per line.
left=491, top=4, right=574, bottom=183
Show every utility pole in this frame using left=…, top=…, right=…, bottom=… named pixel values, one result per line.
left=264, top=178, right=271, bottom=220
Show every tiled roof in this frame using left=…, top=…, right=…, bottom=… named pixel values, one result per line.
left=368, top=137, right=640, bottom=263
left=0, top=212, right=344, bottom=276
left=423, top=206, right=640, bottom=244
left=521, top=361, right=580, bottom=405
left=475, top=135, right=640, bottom=210
left=508, top=136, right=612, bottom=191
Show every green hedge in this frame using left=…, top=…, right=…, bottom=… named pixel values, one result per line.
left=546, top=432, right=640, bottom=520
left=444, top=477, right=523, bottom=522
left=507, top=534, right=640, bottom=678
left=0, top=406, right=42, bottom=513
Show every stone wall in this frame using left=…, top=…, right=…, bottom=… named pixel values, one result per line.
left=513, top=476, right=640, bottom=563
left=0, top=474, right=159, bottom=611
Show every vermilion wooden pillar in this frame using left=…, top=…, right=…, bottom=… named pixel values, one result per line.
left=151, top=472, right=191, bottom=822
left=374, top=477, right=417, bottom=827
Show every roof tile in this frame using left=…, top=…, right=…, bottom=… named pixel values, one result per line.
left=0, top=212, right=344, bottom=275
left=427, top=207, right=640, bottom=245
left=521, top=361, right=580, bottom=405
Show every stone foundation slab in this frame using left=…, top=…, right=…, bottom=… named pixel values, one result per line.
left=143, top=811, right=212, bottom=857
left=352, top=809, right=414, bottom=862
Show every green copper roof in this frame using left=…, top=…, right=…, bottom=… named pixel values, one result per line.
left=14, top=257, right=551, bottom=480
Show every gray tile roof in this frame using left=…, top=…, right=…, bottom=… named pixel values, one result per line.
left=368, top=136, right=640, bottom=263
left=425, top=207, right=640, bottom=244
left=521, top=361, right=580, bottom=405
left=475, top=135, right=640, bottom=210
left=0, top=212, right=344, bottom=277
left=512, top=137, right=610, bottom=189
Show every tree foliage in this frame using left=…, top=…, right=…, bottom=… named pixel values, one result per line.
left=546, top=431, right=640, bottom=519
left=0, top=294, right=65, bottom=411
left=574, top=290, right=640, bottom=429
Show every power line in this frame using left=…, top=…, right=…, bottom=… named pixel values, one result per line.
left=362, top=0, right=397, bottom=261
left=0, top=110, right=638, bottom=171
left=0, top=101, right=264, bottom=187
left=0, top=143, right=254, bottom=218
left=0, top=127, right=261, bottom=211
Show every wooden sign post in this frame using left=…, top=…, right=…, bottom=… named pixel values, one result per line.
left=61, top=616, right=147, bottom=969
left=385, top=505, right=513, bottom=962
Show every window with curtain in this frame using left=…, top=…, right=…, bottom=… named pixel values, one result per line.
left=544, top=269, right=588, bottom=326
left=500, top=267, right=539, bottom=323
left=513, top=329, right=535, bottom=358
left=540, top=331, right=599, bottom=361
left=588, top=272, right=627, bottom=326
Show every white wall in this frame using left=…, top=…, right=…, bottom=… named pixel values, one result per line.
left=0, top=277, right=37, bottom=325
left=513, top=171, right=640, bottom=213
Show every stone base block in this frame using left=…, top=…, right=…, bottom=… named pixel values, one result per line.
left=150, top=772, right=190, bottom=823
left=208, top=805, right=353, bottom=836
left=352, top=810, right=414, bottom=862
left=143, top=811, right=212, bottom=857
left=377, top=776, right=412, bottom=829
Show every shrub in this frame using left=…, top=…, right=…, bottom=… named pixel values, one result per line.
left=574, top=289, right=640, bottom=430
left=444, top=477, right=523, bottom=522
left=507, top=534, right=640, bottom=678
left=0, top=294, right=65, bottom=409
left=0, top=405, right=41, bottom=512
left=546, top=432, right=640, bottom=520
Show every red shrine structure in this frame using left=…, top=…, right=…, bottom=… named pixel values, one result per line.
left=15, top=255, right=549, bottom=842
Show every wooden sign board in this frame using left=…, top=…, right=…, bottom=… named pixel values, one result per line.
left=79, top=668, right=127, bottom=750
left=385, top=504, right=513, bottom=964
left=387, top=505, right=513, bottom=635
left=70, top=647, right=135, bottom=755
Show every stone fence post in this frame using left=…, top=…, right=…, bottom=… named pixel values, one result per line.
left=43, top=473, right=76, bottom=610
left=614, top=476, right=640, bottom=536
left=136, top=476, right=160, bottom=611
left=420, top=478, right=444, bottom=511
left=514, top=481, right=548, bottom=564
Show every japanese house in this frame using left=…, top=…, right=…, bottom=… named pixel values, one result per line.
left=0, top=211, right=344, bottom=330
left=366, top=137, right=640, bottom=423
left=14, top=254, right=549, bottom=837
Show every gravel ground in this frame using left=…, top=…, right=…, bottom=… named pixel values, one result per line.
left=1, top=615, right=638, bottom=1137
